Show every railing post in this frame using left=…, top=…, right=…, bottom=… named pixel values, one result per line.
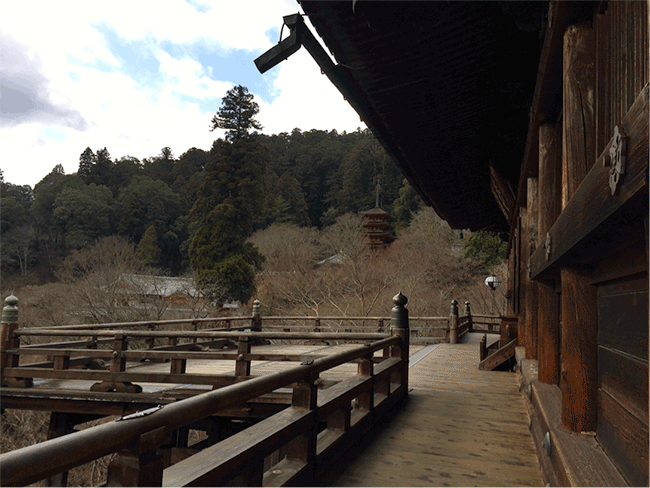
left=106, top=426, right=166, bottom=487
left=235, top=336, right=251, bottom=377
left=449, top=299, right=459, bottom=344
left=91, top=334, right=141, bottom=393
left=252, top=298, right=261, bottom=332
left=355, top=352, right=374, bottom=412
left=465, top=301, right=472, bottom=332
left=479, top=334, right=487, bottom=361
left=390, top=292, right=409, bottom=395
left=287, top=370, right=319, bottom=483
left=1, top=295, right=31, bottom=388
left=1, top=295, right=19, bottom=386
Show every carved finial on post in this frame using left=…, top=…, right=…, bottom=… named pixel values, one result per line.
left=450, top=299, right=459, bottom=344
left=390, top=292, right=409, bottom=397
left=2, top=295, right=19, bottom=325
left=252, top=298, right=261, bottom=332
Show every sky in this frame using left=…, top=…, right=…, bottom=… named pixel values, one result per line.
left=0, top=0, right=366, bottom=188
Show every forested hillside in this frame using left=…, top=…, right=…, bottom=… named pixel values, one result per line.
left=1, top=128, right=419, bottom=282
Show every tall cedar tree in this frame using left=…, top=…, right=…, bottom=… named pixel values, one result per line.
left=191, top=87, right=265, bottom=303
left=210, top=85, right=262, bottom=141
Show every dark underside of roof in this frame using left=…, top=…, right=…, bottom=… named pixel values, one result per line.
left=299, top=1, right=550, bottom=233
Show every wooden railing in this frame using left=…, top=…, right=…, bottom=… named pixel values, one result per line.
left=0, top=294, right=410, bottom=487
left=0, top=294, right=492, bottom=486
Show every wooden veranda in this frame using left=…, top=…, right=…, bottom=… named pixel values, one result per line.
left=0, top=294, right=542, bottom=487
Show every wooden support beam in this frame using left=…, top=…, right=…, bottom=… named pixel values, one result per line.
left=537, top=123, right=561, bottom=385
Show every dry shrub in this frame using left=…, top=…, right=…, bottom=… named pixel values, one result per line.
left=252, top=207, right=507, bottom=319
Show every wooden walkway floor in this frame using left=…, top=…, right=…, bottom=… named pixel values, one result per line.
left=320, top=333, right=544, bottom=487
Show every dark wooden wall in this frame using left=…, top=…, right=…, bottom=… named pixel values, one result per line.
left=596, top=272, right=648, bottom=487
left=592, top=3, right=649, bottom=485
left=595, top=1, right=649, bottom=159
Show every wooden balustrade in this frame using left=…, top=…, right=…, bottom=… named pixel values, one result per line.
left=0, top=293, right=410, bottom=487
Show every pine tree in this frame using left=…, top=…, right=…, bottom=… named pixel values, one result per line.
left=78, top=147, right=96, bottom=183
left=210, top=85, right=262, bottom=141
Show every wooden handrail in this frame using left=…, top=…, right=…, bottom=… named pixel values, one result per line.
left=0, top=335, right=402, bottom=486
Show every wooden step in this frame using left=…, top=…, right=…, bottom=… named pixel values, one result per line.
left=478, top=338, right=517, bottom=371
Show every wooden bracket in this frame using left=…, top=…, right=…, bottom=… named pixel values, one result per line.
left=603, top=125, right=627, bottom=195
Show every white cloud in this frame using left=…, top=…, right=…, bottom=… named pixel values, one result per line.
left=0, top=0, right=365, bottom=188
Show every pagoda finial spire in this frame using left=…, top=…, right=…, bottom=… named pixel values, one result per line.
left=375, top=181, right=380, bottom=207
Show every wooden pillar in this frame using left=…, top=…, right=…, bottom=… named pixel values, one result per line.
left=518, top=207, right=529, bottom=354
left=560, top=23, right=597, bottom=432
left=560, top=268, right=598, bottom=431
left=537, top=123, right=561, bottom=384
left=525, top=177, right=539, bottom=359
left=562, top=22, right=596, bottom=208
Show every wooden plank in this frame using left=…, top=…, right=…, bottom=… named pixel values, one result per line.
left=163, top=407, right=313, bottom=487
left=478, top=339, right=517, bottom=371
left=597, top=389, right=649, bottom=486
left=3, top=367, right=254, bottom=386
left=598, top=345, right=648, bottom=423
left=597, top=275, right=649, bottom=360
left=530, top=84, right=649, bottom=280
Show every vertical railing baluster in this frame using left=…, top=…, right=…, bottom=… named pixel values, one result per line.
left=235, top=336, right=251, bottom=377
left=390, top=292, right=409, bottom=395
left=449, top=299, right=459, bottom=344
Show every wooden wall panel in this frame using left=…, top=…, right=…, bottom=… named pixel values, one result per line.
left=597, top=275, right=649, bottom=361
left=597, top=271, right=649, bottom=487
left=598, top=346, right=648, bottom=424
left=597, top=390, right=649, bottom=487
left=595, top=1, right=649, bottom=158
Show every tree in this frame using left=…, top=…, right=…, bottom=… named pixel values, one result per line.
left=52, top=184, right=115, bottom=249
left=393, top=178, right=421, bottom=230
left=462, top=230, right=507, bottom=274
left=137, top=224, right=162, bottom=266
left=77, top=147, right=96, bottom=183
left=116, top=176, right=181, bottom=243
left=210, top=85, right=262, bottom=141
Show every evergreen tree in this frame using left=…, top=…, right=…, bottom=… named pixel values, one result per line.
left=137, top=224, right=162, bottom=266
left=78, top=147, right=96, bottom=183
left=191, top=88, right=266, bottom=303
left=210, top=85, right=262, bottom=141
